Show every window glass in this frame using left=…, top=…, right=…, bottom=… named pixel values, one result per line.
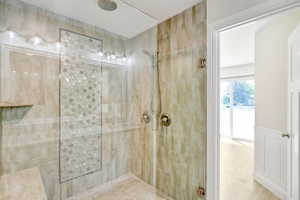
left=220, top=79, right=255, bottom=141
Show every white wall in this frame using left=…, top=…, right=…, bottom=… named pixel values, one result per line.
left=220, top=63, right=254, bottom=78
left=220, top=22, right=256, bottom=67
left=255, top=9, right=300, bottom=132
left=254, top=10, right=300, bottom=199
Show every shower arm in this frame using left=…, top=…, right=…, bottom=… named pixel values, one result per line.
left=150, top=51, right=161, bottom=130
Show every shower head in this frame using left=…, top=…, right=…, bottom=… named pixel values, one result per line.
left=97, top=0, right=118, bottom=11
left=142, top=50, right=157, bottom=69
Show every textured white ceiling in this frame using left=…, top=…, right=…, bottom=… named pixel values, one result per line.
left=121, top=0, right=201, bottom=22
left=20, top=0, right=201, bottom=38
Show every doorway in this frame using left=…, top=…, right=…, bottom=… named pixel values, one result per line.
left=220, top=77, right=260, bottom=199
left=218, top=20, right=279, bottom=199
left=213, top=6, right=300, bottom=200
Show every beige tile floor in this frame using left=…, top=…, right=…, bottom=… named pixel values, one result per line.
left=220, top=138, right=280, bottom=200
left=68, top=175, right=173, bottom=200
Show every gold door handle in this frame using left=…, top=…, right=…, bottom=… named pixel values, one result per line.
left=281, top=133, right=290, bottom=139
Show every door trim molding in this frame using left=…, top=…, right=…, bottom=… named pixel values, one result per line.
left=287, top=23, right=300, bottom=200
left=207, top=1, right=300, bottom=200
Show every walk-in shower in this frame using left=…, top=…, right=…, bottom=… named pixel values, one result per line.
left=0, top=0, right=207, bottom=199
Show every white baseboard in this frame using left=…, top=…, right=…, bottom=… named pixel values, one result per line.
left=255, top=172, right=287, bottom=200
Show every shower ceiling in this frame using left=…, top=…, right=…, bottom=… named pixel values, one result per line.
left=19, top=0, right=201, bottom=38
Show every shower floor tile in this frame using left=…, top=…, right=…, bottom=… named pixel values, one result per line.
left=68, top=175, right=173, bottom=200
left=0, top=168, right=47, bottom=200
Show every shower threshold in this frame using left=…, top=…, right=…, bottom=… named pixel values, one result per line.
left=67, top=174, right=173, bottom=200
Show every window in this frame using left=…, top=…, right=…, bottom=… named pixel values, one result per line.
left=220, top=79, right=255, bottom=141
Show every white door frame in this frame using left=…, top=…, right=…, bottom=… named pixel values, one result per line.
left=287, top=23, right=300, bottom=200
left=206, top=1, right=300, bottom=200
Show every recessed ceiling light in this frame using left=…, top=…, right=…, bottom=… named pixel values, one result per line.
left=97, top=0, right=118, bottom=11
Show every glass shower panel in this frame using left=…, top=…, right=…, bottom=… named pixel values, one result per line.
left=156, top=2, right=207, bottom=197
left=59, top=30, right=103, bottom=182
left=101, top=66, right=128, bottom=133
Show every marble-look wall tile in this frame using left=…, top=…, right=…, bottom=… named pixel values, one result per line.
left=0, top=51, right=59, bottom=105
left=0, top=0, right=126, bottom=51
left=125, top=28, right=157, bottom=185
left=0, top=0, right=134, bottom=200
left=156, top=2, right=207, bottom=200
left=0, top=0, right=207, bottom=200
left=124, top=4, right=207, bottom=200
left=102, top=65, right=128, bottom=131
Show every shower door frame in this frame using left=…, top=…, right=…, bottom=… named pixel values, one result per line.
left=207, top=1, right=300, bottom=200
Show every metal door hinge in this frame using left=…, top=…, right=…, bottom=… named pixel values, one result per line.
left=281, top=133, right=290, bottom=139
left=199, top=58, right=206, bottom=69
left=197, top=187, right=206, bottom=198
left=160, top=113, right=171, bottom=127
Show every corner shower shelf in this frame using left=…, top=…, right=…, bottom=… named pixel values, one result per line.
left=0, top=102, right=33, bottom=108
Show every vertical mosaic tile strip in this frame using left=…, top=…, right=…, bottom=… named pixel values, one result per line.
left=59, top=30, right=103, bottom=182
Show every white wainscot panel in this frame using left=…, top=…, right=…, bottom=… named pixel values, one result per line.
left=255, top=126, right=288, bottom=200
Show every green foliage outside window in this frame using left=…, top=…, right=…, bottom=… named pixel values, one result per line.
left=222, top=80, right=255, bottom=107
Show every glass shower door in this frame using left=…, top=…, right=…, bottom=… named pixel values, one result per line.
left=155, top=3, right=207, bottom=198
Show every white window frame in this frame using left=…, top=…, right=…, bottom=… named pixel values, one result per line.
left=220, top=76, right=255, bottom=141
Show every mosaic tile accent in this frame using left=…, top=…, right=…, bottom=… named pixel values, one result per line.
left=0, top=1, right=132, bottom=199
left=59, top=30, right=103, bottom=182
left=0, top=1, right=207, bottom=200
